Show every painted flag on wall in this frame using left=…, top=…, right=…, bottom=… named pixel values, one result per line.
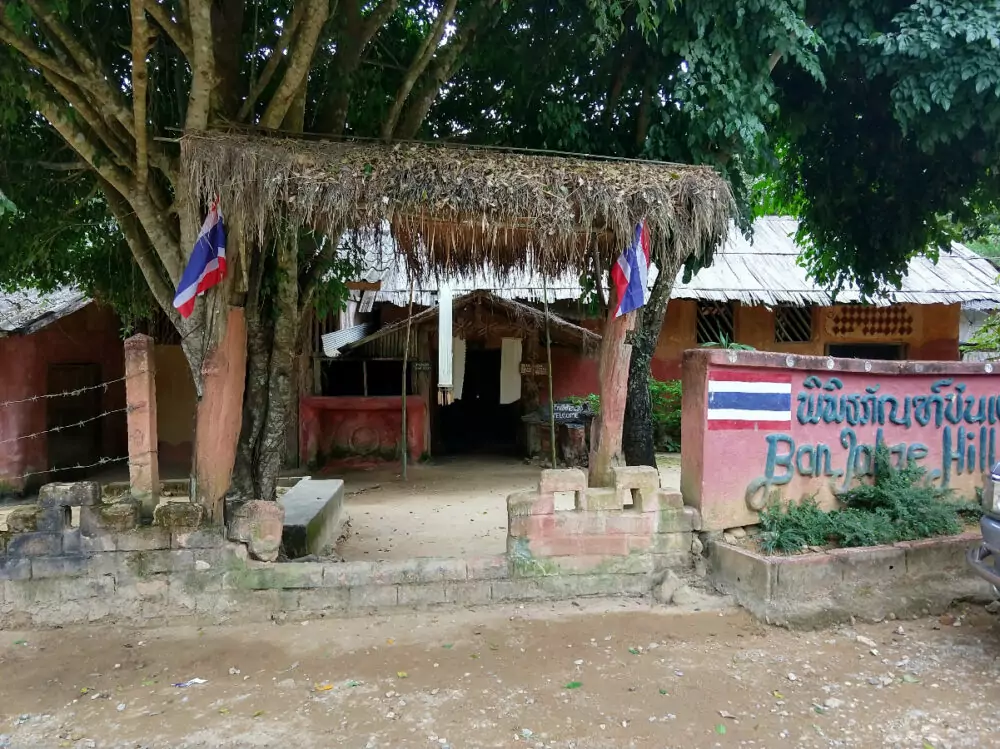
left=610, top=219, right=651, bottom=317
left=173, top=201, right=227, bottom=318
left=707, top=370, right=792, bottom=430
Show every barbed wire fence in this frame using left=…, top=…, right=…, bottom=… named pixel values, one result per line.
left=0, top=373, right=139, bottom=487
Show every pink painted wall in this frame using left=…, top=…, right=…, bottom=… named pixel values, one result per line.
left=0, top=304, right=126, bottom=492
left=547, top=349, right=600, bottom=402
left=682, top=349, right=999, bottom=532
left=300, top=395, right=427, bottom=467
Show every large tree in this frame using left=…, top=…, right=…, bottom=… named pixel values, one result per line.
left=0, top=0, right=538, bottom=511
left=0, top=0, right=824, bottom=503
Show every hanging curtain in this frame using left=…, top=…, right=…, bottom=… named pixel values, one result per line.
left=453, top=337, right=467, bottom=400
left=499, top=337, right=523, bottom=404
left=437, top=281, right=454, bottom=405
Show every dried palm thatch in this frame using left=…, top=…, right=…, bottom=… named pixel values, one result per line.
left=182, top=132, right=735, bottom=277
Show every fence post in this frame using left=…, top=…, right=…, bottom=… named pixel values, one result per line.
left=124, top=333, right=159, bottom=520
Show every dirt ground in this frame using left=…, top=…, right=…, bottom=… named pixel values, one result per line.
left=2, top=597, right=1000, bottom=749
left=333, top=456, right=682, bottom=561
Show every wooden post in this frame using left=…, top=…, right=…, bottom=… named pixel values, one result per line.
left=522, top=335, right=541, bottom=457
left=542, top=272, right=557, bottom=468
left=401, top=281, right=415, bottom=479
left=124, top=333, right=160, bottom=521
left=588, top=295, right=635, bottom=487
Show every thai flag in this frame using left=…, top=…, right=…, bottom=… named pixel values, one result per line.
left=172, top=202, right=227, bottom=318
left=707, top=370, right=792, bottom=431
left=610, top=219, right=651, bottom=317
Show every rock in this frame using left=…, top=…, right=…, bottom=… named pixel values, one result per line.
left=195, top=560, right=211, bottom=571
left=823, top=698, right=844, bottom=710
left=690, top=536, right=704, bottom=556
left=276, top=678, right=296, bottom=689
left=228, top=500, right=285, bottom=562
left=787, top=673, right=797, bottom=682
left=653, top=571, right=684, bottom=604
left=729, top=526, right=747, bottom=540
left=856, top=635, right=877, bottom=648
left=985, top=601, right=1000, bottom=614
left=154, top=501, right=204, bottom=532
left=722, top=532, right=739, bottom=544
left=670, top=585, right=702, bottom=606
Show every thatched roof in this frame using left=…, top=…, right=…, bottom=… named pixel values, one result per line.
left=344, top=291, right=601, bottom=355
left=181, top=133, right=734, bottom=277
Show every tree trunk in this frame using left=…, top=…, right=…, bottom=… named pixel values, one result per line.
left=622, top=264, right=678, bottom=467
left=230, top=233, right=299, bottom=507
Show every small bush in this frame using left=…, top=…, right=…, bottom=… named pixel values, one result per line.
left=758, top=445, right=979, bottom=554
left=570, top=376, right=682, bottom=451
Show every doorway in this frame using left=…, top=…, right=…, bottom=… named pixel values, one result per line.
left=46, top=363, right=102, bottom=476
left=437, top=348, right=520, bottom=455
left=827, top=343, right=906, bottom=360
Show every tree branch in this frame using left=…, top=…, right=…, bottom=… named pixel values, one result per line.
left=259, top=0, right=331, bottom=129
left=381, top=0, right=457, bottom=141
left=40, top=70, right=135, bottom=168
left=185, top=0, right=214, bottom=131
left=319, top=0, right=401, bottom=135
left=237, top=0, right=305, bottom=121
left=131, top=0, right=152, bottom=185
left=100, top=175, right=181, bottom=325
left=143, top=0, right=192, bottom=59
left=394, top=0, right=497, bottom=140
left=29, top=83, right=183, bottom=283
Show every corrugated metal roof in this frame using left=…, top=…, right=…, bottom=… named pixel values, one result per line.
left=364, top=217, right=1000, bottom=309
left=0, top=286, right=91, bottom=335
left=320, top=322, right=374, bottom=357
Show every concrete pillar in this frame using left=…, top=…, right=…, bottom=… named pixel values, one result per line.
left=124, top=333, right=159, bottom=520
left=195, top=307, right=246, bottom=524
left=588, top=301, right=635, bottom=487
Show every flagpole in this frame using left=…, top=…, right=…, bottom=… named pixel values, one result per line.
left=401, top=278, right=415, bottom=480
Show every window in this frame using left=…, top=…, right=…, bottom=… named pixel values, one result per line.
left=774, top=305, right=813, bottom=343
left=696, top=302, right=735, bottom=345
left=320, top=359, right=413, bottom=396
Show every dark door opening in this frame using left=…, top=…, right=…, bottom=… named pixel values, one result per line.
left=437, top=348, right=520, bottom=455
left=47, top=363, right=101, bottom=477
left=827, top=343, right=906, bottom=360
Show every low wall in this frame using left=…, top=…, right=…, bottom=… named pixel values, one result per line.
left=682, top=350, right=998, bottom=532
left=300, top=396, right=427, bottom=467
left=710, top=533, right=990, bottom=628
left=507, top=467, right=699, bottom=575
left=1, top=478, right=694, bottom=628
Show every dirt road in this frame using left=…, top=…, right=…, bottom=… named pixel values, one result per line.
left=2, top=598, right=999, bottom=748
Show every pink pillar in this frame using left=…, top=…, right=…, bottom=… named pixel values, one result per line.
left=195, top=307, right=247, bottom=524
left=124, top=333, right=160, bottom=520
left=588, top=300, right=635, bottom=487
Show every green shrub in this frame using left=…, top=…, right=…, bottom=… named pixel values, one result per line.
left=758, top=445, right=979, bottom=554
left=759, top=496, right=833, bottom=553
left=649, top=378, right=682, bottom=451
left=569, top=376, right=682, bottom=451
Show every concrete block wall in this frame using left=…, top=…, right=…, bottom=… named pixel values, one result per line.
left=1, top=479, right=697, bottom=628
left=507, top=468, right=700, bottom=577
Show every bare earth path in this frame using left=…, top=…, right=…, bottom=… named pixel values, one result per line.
left=2, top=598, right=999, bottom=748
left=331, top=456, right=682, bottom=561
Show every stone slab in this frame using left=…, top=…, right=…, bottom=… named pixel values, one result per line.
left=278, top=478, right=345, bottom=558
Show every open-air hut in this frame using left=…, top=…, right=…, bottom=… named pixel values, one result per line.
left=181, top=132, right=734, bottom=486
